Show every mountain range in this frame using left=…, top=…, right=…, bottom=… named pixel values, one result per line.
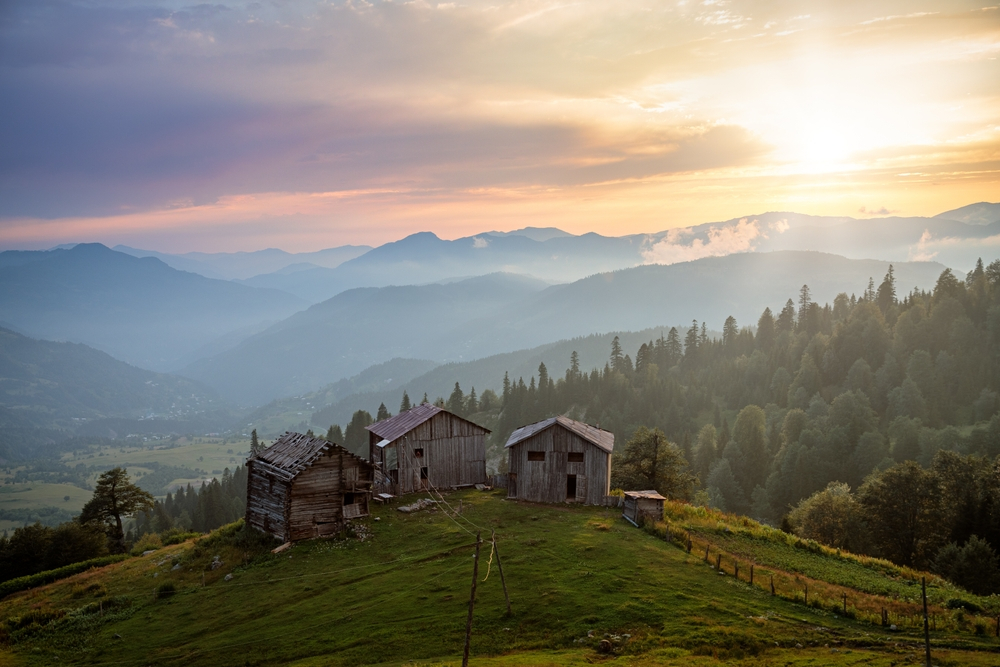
left=0, top=243, right=307, bottom=371
left=181, top=250, right=951, bottom=405
left=0, top=327, right=233, bottom=460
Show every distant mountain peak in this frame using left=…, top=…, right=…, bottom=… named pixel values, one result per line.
left=485, top=227, right=575, bottom=242
left=934, top=202, right=1000, bottom=226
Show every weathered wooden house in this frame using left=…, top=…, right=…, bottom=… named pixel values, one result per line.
left=245, top=432, right=373, bottom=542
left=622, top=490, right=666, bottom=526
left=367, top=403, right=490, bottom=496
left=504, top=416, right=613, bottom=505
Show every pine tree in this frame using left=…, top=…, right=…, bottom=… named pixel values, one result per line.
left=777, top=299, right=796, bottom=332
left=610, top=336, right=624, bottom=372
left=876, top=264, right=896, bottom=313
left=756, top=307, right=775, bottom=351
left=400, top=391, right=412, bottom=412
left=466, top=387, right=478, bottom=414
left=798, top=284, right=812, bottom=321
left=79, top=467, right=154, bottom=553
left=666, top=327, right=682, bottom=366
left=447, top=382, right=466, bottom=415
left=723, top=316, right=738, bottom=347
left=376, top=402, right=391, bottom=421
left=250, top=429, right=263, bottom=457
left=326, top=424, right=344, bottom=443
left=684, top=320, right=699, bottom=356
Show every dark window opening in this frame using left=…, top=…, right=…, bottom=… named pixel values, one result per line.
left=344, top=492, right=356, bottom=505
left=414, top=448, right=424, bottom=458
left=528, top=451, right=545, bottom=461
left=420, top=466, right=429, bottom=480
left=568, top=452, right=584, bottom=463
left=566, top=475, right=577, bottom=500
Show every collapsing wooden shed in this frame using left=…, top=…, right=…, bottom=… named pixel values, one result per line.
left=368, top=403, right=490, bottom=496
left=504, top=416, right=613, bottom=505
left=622, top=490, right=666, bottom=526
left=245, top=432, right=373, bottom=542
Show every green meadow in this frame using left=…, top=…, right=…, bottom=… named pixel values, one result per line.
left=2, top=490, right=998, bottom=666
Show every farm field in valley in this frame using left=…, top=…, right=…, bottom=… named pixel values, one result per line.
left=0, top=490, right=997, bottom=666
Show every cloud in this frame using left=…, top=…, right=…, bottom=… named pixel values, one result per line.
left=858, top=206, right=898, bottom=216
left=642, top=218, right=759, bottom=265
left=0, top=0, right=997, bottom=249
left=908, top=229, right=939, bottom=261
left=472, top=236, right=489, bottom=248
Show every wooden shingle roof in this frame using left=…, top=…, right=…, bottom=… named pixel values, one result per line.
left=251, top=431, right=366, bottom=482
left=504, top=416, right=614, bottom=453
left=366, top=403, right=490, bottom=443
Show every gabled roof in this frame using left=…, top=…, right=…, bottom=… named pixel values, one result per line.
left=504, top=416, right=614, bottom=453
left=623, top=490, right=666, bottom=500
left=251, top=431, right=366, bottom=482
left=366, top=403, right=490, bottom=442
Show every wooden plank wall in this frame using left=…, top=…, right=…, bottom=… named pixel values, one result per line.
left=388, top=412, right=487, bottom=495
left=247, top=450, right=373, bottom=542
left=507, top=425, right=610, bottom=505
left=246, top=463, right=291, bottom=542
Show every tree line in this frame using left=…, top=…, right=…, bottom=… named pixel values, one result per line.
left=0, top=465, right=248, bottom=585
left=474, top=259, right=1000, bottom=592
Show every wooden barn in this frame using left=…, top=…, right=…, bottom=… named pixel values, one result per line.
left=622, top=490, right=666, bottom=526
left=504, top=416, right=613, bottom=505
left=367, top=403, right=490, bottom=496
left=245, top=432, right=373, bottom=542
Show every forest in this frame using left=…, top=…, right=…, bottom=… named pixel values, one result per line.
left=0, top=467, right=247, bottom=585
left=335, top=259, right=1000, bottom=592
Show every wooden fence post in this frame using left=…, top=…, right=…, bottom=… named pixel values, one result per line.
left=462, top=532, right=482, bottom=667
left=491, top=530, right=512, bottom=617
left=704, top=545, right=710, bottom=562
left=733, top=562, right=738, bottom=580
left=804, top=583, right=808, bottom=605
left=921, top=577, right=931, bottom=667
left=770, top=575, right=775, bottom=596
left=749, top=564, right=754, bottom=586
left=715, top=554, right=721, bottom=571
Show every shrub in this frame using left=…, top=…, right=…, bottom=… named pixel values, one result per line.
left=130, top=533, right=163, bottom=556
left=156, top=582, right=176, bottom=599
left=0, top=555, right=129, bottom=600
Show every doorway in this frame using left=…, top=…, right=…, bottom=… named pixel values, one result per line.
left=566, top=474, right=577, bottom=501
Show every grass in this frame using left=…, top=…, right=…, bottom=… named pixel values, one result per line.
left=60, top=438, right=249, bottom=477
left=0, top=490, right=997, bottom=666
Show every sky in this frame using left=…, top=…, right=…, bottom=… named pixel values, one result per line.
left=0, top=0, right=998, bottom=252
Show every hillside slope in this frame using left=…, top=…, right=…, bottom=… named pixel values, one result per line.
left=189, top=251, right=950, bottom=406
left=181, top=273, right=552, bottom=405
left=0, top=492, right=996, bottom=666
left=0, top=328, right=234, bottom=453
left=0, top=244, right=308, bottom=372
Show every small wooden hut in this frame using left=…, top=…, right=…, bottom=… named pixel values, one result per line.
left=245, top=432, right=373, bottom=542
left=622, top=490, right=666, bottom=526
left=367, top=403, right=490, bottom=496
left=504, top=416, right=612, bottom=505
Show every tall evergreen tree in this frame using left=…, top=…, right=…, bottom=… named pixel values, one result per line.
left=400, top=391, right=412, bottom=412
left=376, top=402, right=391, bottom=421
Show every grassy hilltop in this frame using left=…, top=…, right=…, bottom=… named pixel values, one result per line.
left=1, top=491, right=998, bottom=666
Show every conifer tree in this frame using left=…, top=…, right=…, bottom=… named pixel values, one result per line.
left=376, top=402, right=391, bottom=421
left=400, top=391, right=412, bottom=412
left=326, top=424, right=344, bottom=442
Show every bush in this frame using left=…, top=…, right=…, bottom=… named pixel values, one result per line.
left=0, top=555, right=129, bottom=600
left=161, top=528, right=200, bottom=545
left=130, top=532, right=163, bottom=556
left=156, top=582, right=176, bottom=599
